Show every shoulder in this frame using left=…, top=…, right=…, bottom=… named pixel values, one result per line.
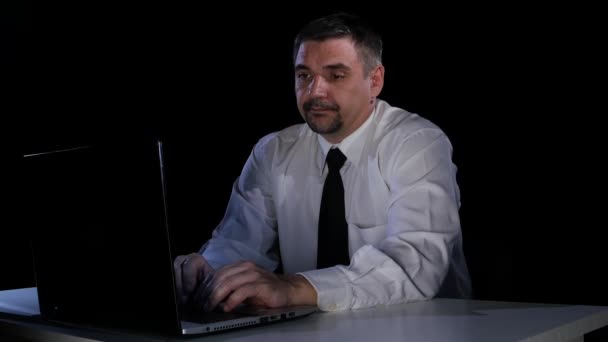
left=370, top=102, right=453, bottom=178
left=251, top=123, right=312, bottom=158
left=374, top=101, right=450, bottom=151
left=375, top=101, right=443, bottom=138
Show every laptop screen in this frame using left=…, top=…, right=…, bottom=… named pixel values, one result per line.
left=22, top=139, right=182, bottom=335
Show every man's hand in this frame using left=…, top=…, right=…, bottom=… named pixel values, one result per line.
left=194, top=261, right=317, bottom=312
left=173, top=253, right=214, bottom=306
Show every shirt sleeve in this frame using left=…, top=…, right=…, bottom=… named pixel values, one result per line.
left=200, top=135, right=280, bottom=272
left=299, top=129, right=462, bottom=311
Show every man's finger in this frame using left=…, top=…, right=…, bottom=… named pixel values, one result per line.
left=181, top=257, right=200, bottom=295
left=222, top=284, right=258, bottom=312
left=173, top=255, right=189, bottom=303
left=194, top=262, right=257, bottom=310
left=202, top=269, right=260, bottom=312
left=196, top=264, right=243, bottom=310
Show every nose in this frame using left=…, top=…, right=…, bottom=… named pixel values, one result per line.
left=308, top=75, right=328, bottom=97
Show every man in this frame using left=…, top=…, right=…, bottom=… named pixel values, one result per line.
left=174, top=13, right=471, bottom=313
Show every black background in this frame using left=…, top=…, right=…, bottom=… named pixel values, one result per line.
left=2, top=2, right=606, bottom=321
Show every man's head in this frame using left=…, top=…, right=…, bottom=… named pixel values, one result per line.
left=293, top=13, right=383, bottom=76
left=293, top=13, right=385, bottom=144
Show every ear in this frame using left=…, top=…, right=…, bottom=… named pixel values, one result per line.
left=369, top=64, right=385, bottom=97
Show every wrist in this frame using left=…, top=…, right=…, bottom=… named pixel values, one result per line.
left=281, top=274, right=317, bottom=306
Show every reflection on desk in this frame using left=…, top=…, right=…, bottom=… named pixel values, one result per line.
left=1, top=287, right=608, bottom=342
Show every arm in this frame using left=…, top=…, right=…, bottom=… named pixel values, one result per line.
left=179, top=134, right=320, bottom=312
left=299, top=129, right=464, bottom=311
left=201, top=135, right=280, bottom=272
left=195, top=135, right=321, bottom=311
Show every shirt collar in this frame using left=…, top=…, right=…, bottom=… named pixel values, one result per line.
left=316, top=104, right=377, bottom=175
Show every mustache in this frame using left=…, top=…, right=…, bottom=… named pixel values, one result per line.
left=303, top=98, right=339, bottom=112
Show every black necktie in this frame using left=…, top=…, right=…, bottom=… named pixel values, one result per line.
left=317, top=148, right=349, bottom=268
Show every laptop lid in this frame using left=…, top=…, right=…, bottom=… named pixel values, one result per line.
left=22, top=139, right=183, bottom=336
left=21, top=138, right=317, bottom=337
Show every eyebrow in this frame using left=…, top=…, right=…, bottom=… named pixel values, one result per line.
left=294, top=63, right=352, bottom=72
left=323, top=63, right=351, bottom=72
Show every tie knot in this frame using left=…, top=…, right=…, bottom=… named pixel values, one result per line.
left=326, top=148, right=347, bottom=172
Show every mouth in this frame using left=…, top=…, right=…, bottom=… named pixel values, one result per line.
left=309, top=108, right=336, bottom=113
left=303, top=99, right=339, bottom=113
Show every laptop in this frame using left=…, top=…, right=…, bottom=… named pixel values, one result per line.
left=21, top=138, right=317, bottom=337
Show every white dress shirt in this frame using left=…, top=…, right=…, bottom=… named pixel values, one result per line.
left=201, top=99, right=472, bottom=311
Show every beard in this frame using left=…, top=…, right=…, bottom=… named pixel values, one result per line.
left=303, top=98, right=342, bottom=135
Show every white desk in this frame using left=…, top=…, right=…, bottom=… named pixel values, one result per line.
left=1, top=287, right=607, bottom=342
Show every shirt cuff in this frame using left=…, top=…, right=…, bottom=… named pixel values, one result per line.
left=298, top=267, right=352, bottom=311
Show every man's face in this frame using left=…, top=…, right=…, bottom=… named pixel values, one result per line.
left=294, top=38, right=383, bottom=144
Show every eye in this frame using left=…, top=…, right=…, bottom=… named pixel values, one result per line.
left=296, top=72, right=311, bottom=81
left=330, top=73, right=346, bottom=81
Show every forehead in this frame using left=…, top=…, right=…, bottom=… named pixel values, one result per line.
left=295, top=38, right=361, bottom=68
